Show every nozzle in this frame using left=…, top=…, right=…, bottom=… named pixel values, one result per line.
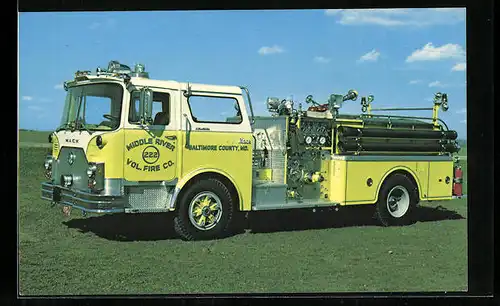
left=343, top=89, right=358, bottom=101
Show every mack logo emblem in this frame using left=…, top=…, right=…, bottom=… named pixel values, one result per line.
left=65, top=139, right=79, bottom=144
left=68, top=152, right=76, bottom=165
left=239, top=138, right=251, bottom=144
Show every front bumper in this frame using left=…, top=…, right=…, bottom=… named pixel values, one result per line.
left=41, top=181, right=125, bottom=214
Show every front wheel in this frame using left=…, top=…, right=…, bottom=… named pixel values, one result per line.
left=375, top=173, right=418, bottom=226
left=174, top=178, right=234, bottom=240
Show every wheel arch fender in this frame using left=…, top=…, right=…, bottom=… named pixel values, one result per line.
left=375, top=166, right=422, bottom=203
left=169, top=168, right=242, bottom=211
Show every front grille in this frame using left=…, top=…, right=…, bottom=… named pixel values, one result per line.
left=53, top=147, right=89, bottom=191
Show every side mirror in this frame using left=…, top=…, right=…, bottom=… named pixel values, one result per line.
left=140, top=87, right=153, bottom=124
left=441, top=93, right=449, bottom=112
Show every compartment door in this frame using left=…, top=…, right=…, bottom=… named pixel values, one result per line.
left=427, top=161, right=453, bottom=198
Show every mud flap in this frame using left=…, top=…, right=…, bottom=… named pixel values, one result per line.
left=53, top=186, right=61, bottom=202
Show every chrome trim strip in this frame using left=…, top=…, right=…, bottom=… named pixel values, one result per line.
left=252, top=201, right=340, bottom=211
left=169, top=187, right=181, bottom=209
left=122, top=178, right=178, bottom=187
left=331, top=155, right=453, bottom=161
left=124, top=207, right=172, bottom=213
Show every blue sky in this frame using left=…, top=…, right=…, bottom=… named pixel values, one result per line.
left=19, top=9, right=467, bottom=137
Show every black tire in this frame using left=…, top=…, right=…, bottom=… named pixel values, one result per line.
left=375, top=173, right=418, bottom=226
left=174, top=178, right=234, bottom=241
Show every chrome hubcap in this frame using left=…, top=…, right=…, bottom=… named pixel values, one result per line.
left=188, top=191, right=223, bottom=231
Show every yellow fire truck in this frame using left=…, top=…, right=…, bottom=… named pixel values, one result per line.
left=41, top=61, right=465, bottom=240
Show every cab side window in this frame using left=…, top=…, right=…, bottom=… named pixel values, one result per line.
left=187, top=95, right=242, bottom=124
left=151, top=92, right=170, bottom=126
left=128, top=91, right=141, bottom=123
left=128, top=91, right=170, bottom=126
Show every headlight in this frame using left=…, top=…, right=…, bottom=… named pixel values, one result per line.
left=44, top=156, right=53, bottom=170
left=87, top=163, right=101, bottom=190
left=44, top=156, right=54, bottom=179
left=86, top=162, right=104, bottom=191
left=87, top=163, right=97, bottom=177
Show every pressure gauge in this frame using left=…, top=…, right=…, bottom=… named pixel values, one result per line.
left=319, top=136, right=327, bottom=145
left=305, top=136, right=313, bottom=145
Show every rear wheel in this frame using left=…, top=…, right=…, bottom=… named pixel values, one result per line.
left=174, top=178, right=234, bottom=240
left=375, top=173, right=417, bottom=226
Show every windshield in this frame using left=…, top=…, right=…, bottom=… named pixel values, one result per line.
left=58, top=83, right=123, bottom=131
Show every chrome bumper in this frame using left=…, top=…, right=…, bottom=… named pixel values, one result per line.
left=41, top=182, right=125, bottom=214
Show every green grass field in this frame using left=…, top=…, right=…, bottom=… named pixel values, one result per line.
left=19, top=130, right=52, bottom=143
left=18, top=132, right=468, bottom=295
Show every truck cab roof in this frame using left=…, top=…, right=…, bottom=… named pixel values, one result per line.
left=130, top=77, right=244, bottom=95
left=70, top=74, right=244, bottom=96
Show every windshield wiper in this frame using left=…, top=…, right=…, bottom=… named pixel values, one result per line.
left=72, top=93, right=92, bottom=135
left=75, top=121, right=93, bottom=135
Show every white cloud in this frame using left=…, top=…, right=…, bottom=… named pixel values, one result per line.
left=258, top=45, right=285, bottom=55
left=452, top=62, right=466, bottom=71
left=27, top=105, right=42, bottom=111
left=406, top=43, right=465, bottom=62
left=456, top=108, right=467, bottom=114
left=409, top=80, right=422, bottom=84
left=358, top=49, right=380, bottom=62
left=429, top=81, right=444, bottom=87
left=460, top=119, right=467, bottom=124
left=314, top=56, right=331, bottom=63
left=22, top=96, right=33, bottom=101
left=325, top=8, right=465, bottom=27
left=54, top=84, right=64, bottom=90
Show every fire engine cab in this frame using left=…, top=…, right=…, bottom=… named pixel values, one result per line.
left=41, top=60, right=464, bottom=240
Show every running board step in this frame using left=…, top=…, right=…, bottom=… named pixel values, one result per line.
left=252, top=199, right=340, bottom=211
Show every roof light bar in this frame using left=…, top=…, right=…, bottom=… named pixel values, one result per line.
left=72, top=60, right=150, bottom=83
